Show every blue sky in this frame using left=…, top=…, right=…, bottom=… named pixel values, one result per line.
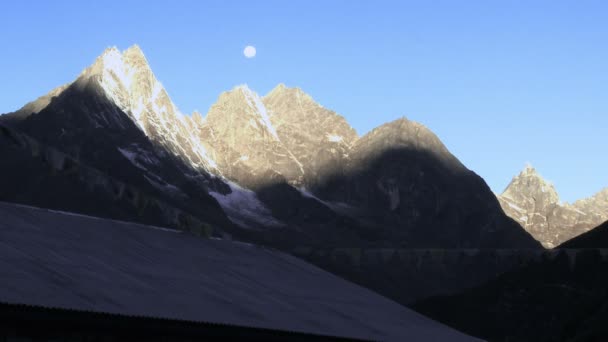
left=1, top=0, right=606, bottom=202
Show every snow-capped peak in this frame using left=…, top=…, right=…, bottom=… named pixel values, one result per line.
left=76, top=45, right=219, bottom=172
left=102, top=48, right=137, bottom=90
left=78, top=45, right=158, bottom=132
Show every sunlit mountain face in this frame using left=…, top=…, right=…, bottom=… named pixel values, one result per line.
left=498, top=165, right=608, bottom=247
left=0, top=45, right=540, bottom=249
left=1, top=44, right=607, bottom=342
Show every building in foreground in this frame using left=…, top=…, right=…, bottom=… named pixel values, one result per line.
left=0, top=201, right=475, bottom=341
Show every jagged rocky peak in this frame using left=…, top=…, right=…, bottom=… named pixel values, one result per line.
left=81, top=45, right=149, bottom=88
left=185, top=110, right=206, bottom=132
left=123, top=44, right=146, bottom=60
left=84, top=45, right=217, bottom=171
left=498, top=164, right=561, bottom=240
left=311, top=115, right=538, bottom=248
left=0, top=44, right=231, bottom=231
left=264, top=83, right=316, bottom=108
left=9, top=45, right=218, bottom=173
left=497, top=165, right=607, bottom=248
left=205, top=85, right=279, bottom=140
left=501, top=164, right=560, bottom=207
left=76, top=45, right=173, bottom=133
left=261, top=83, right=358, bottom=188
left=86, top=45, right=148, bottom=75
left=350, top=117, right=466, bottom=173
left=263, top=83, right=358, bottom=144
left=1, top=44, right=543, bottom=248
left=519, top=163, right=546, bottom=179
left=191, top=110, right=204, bottom=124
left=194, top=84, right=304, bottom=188
left=574, top=187, right=608, bottom=207
left=572, top=187, right=608, bottom=224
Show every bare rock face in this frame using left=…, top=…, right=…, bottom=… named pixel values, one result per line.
left=189, top=85, right=304, bottom=189
left=194, top=85, right=539, bottom=248
left=572, top=188, right=608, bottom=228
left=3, top=46, right=218, bottom=175
left=0, top=45, right=540, bottom=249
left=497, top=165, right=607, bottom=247
left=0, top=46, right=232, bottom=231
left=263, top=84, right=358, bottom=190
left=560, top=220, right=608, bottom=248
left=76, top=45, right=218, bottom=172
left=313, top=117, right=538, bottom=248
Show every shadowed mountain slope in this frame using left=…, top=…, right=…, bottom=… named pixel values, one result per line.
left=0, top=123, right=221, bottom=236
left=309, top=118, right=540, bottom=248
left=0, top=47, right=234, bottom=232
left=414, top=249, right=608, bottom=341
left=0, top=45, right=539, bottom=249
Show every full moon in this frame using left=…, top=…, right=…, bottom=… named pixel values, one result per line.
left=243, top=45, right=256, bottom=58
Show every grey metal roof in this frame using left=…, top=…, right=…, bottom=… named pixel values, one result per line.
left=0, top=201, right=476, bottom=341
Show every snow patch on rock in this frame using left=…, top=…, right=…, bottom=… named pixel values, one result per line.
left=240, top=85, right=279, bottom=139
left=327, top=134, right=343, bottom=142
left=83, top=46, right=220, bottom=173
left=507, top=201, right=525, bottom=212
left=117, top=145, right=160, bottom=169
left=210, top=181, right=284, bottom=229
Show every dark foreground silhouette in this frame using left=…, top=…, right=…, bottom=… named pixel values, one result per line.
left=414, top=248, right=608, bottom=341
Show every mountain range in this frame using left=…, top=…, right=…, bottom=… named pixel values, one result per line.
left=497, top=165, right=608, bottom=247
left=0, top=45, right=541, bottom=249
left=2, top=44, right=608, bottom=341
